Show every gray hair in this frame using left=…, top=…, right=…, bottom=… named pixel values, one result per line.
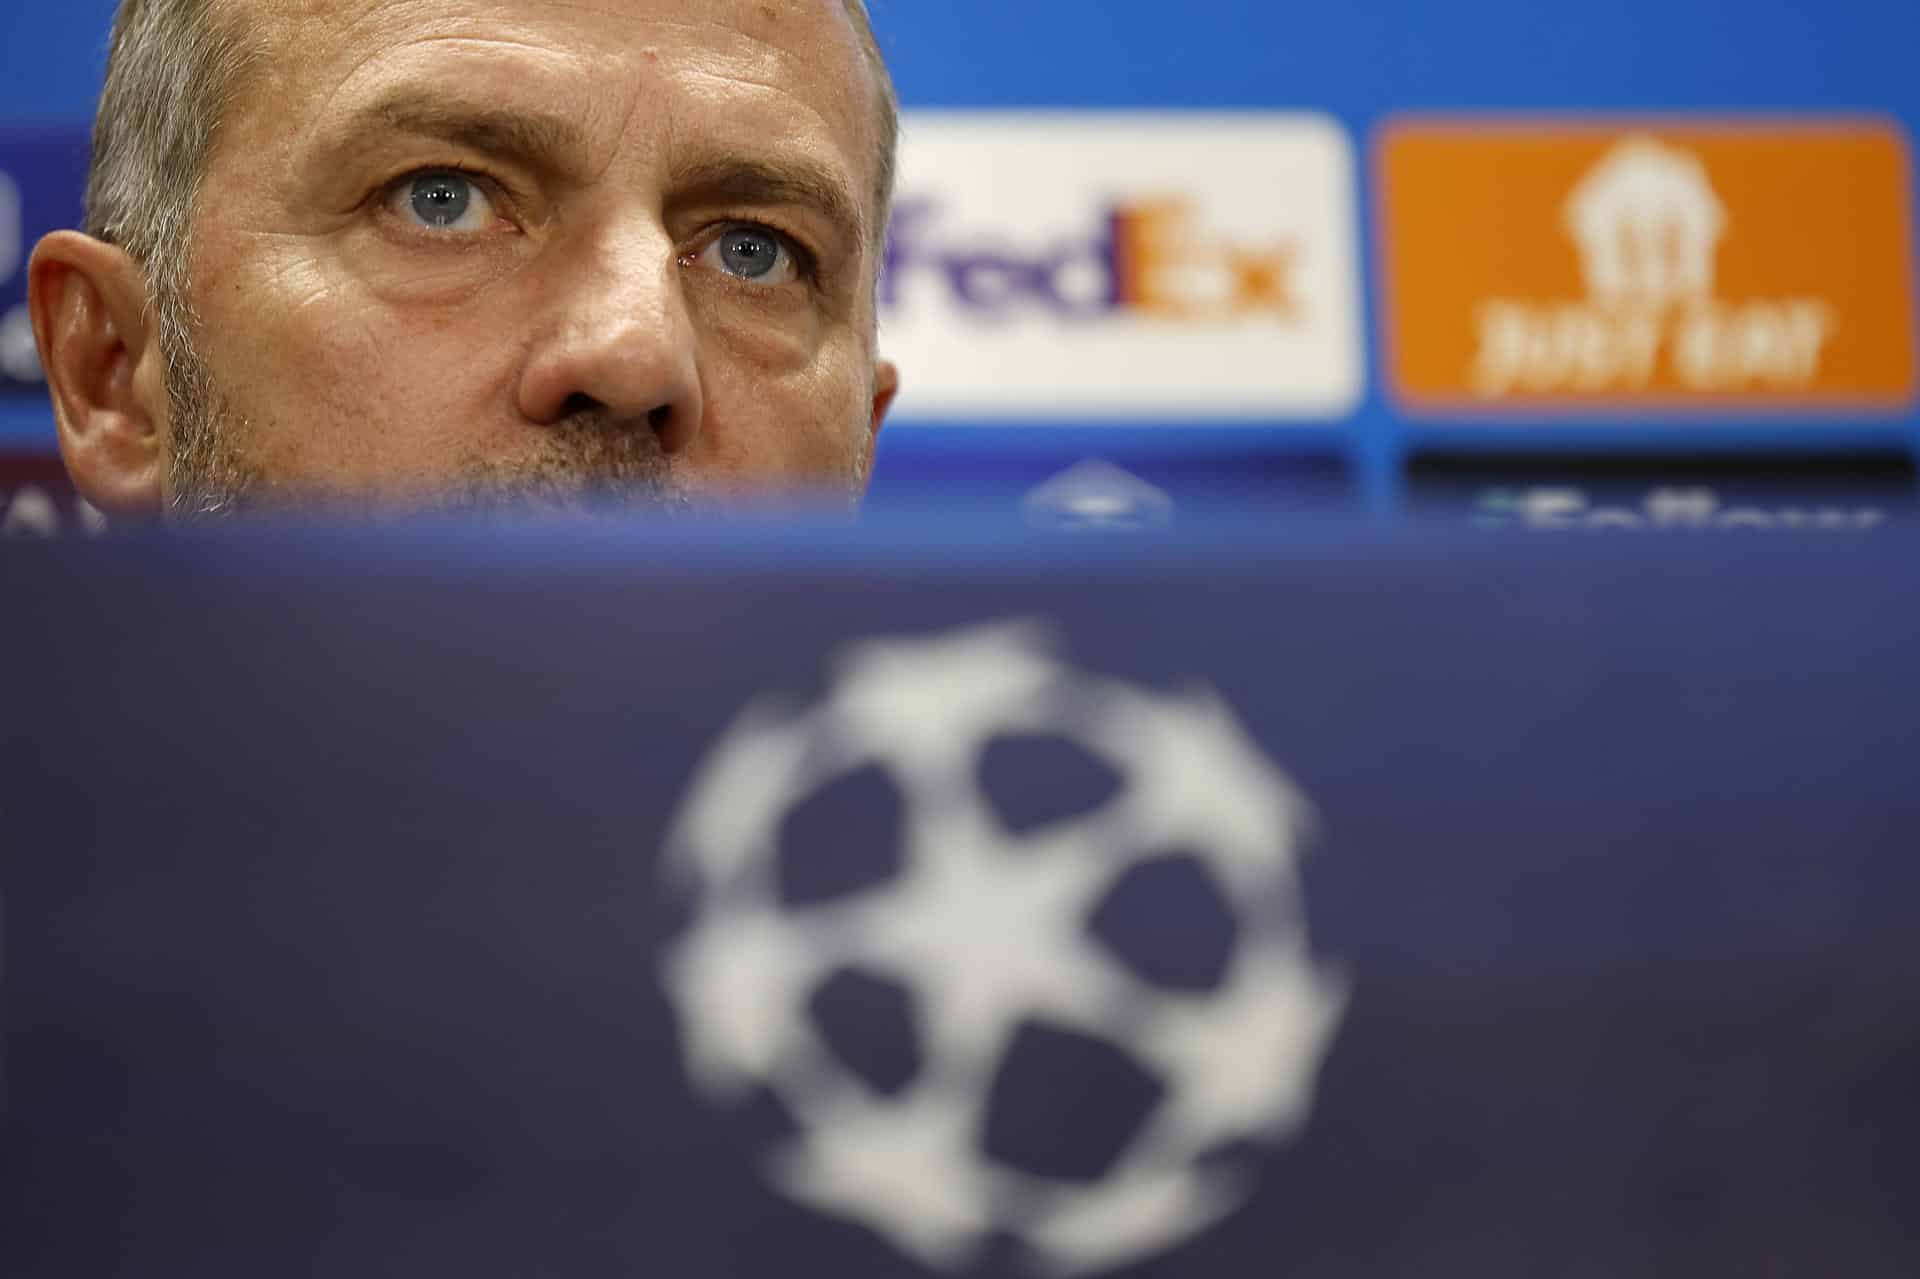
left=84, top=0, right=259, bottom=407
left=85, top=0, right=899, bottom=309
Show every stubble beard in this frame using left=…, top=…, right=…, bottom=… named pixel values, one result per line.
left=157, top=295, right=692, bottom=522
left=158, top=294, right=257, bottom=522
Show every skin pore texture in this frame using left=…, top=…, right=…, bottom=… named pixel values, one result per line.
left=33, top=0, right=900, bottom=518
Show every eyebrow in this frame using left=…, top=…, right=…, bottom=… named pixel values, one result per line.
left=670, top=157, right=870, bottom=256
left=330, top=90, right=594, bottom=173
left=322, top=90, right=870, bottom=252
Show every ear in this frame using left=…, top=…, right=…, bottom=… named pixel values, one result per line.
left=868, top=357, right=899, bottom=448
left=29, top=231, right=170, bottom=516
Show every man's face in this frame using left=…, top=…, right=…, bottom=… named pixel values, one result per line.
left=171, top=0, right=895, bottom=512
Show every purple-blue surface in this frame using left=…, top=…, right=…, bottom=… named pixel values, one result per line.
left=2, top=520, right=1917, bottom=1275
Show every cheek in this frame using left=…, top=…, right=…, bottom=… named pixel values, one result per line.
left=697, top=337, right=871, bottom=484
left=691, top=285, right=822, bottom=371
left=194, top=254, right=517, bottom=486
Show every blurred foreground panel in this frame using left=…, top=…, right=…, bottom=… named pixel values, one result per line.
left=2, top=518, right=1917, bottom=1277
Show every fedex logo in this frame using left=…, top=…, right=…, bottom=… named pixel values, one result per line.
left=883, top=195, right=1299, bottom=323
left=881, top=113, right=1363, bottom=420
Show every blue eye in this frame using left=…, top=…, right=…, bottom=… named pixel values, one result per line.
left=719, top=228, right=783, bottom=278
left=698, top=225, right=804, bottom=287
left=401, top=172, right=487, bottom=231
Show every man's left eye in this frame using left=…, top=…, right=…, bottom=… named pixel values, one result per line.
left=700, top=225, right=801, bottom=285
left=391, top=171, right=497, bottom=233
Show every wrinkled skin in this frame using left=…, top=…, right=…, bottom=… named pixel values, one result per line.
left=35, top=0, right=899, bottom=516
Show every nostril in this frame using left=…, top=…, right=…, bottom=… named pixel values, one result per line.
left=648, top=403, right=696, bottom=456
left=559, top=392, right=602, bottom=420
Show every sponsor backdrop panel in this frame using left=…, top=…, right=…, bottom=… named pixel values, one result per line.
left=1380, top=122, right=1916, bottom=413
left=3, top=0, right=1920, bottom=510
left=883, top=113, right=1364, bottom=421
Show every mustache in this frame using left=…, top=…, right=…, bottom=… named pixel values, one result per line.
left=436, top=410, right=690, bottom=513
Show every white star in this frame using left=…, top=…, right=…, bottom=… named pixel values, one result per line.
left=1025, top=1163, right=1243, bottom=1278
left=1104, top=687, right=1310, bottom=902
left=828, top=623, right=1067, bottom=781
left=770, top=1090, right=996, bottom=1271
left=1136, top=939, right=1347, bottom=1149
left=663, top=912, right=831, bottom=1096
left=843, top=801, right=1136, bottom=1082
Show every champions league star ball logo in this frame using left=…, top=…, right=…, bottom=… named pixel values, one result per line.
left=661, top=623, right=1346, bottom=1276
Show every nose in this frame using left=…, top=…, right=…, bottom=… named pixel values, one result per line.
left=516, top=223, right=703, bottom=454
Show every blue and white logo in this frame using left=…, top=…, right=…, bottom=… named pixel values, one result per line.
left=662, top=623, right=1345, bottom=1275
left=880, top=113, right=1366, bottom=422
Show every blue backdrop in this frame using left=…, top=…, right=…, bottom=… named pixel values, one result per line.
left=4, top=0, right=1918, bottom=512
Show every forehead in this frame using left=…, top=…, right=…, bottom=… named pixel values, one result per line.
left=233, top=0, right=880, bottom=191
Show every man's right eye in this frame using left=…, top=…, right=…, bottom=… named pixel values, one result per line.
left=389, top=171, right=497, bottom=233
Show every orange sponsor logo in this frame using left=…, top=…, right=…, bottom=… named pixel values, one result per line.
left=1379, top=121, right=1917, bottom=411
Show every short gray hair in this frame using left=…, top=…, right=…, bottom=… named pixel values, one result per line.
left=85, top=0, right=899, bottom=302
left=84, top=0, right=258, bottom=312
